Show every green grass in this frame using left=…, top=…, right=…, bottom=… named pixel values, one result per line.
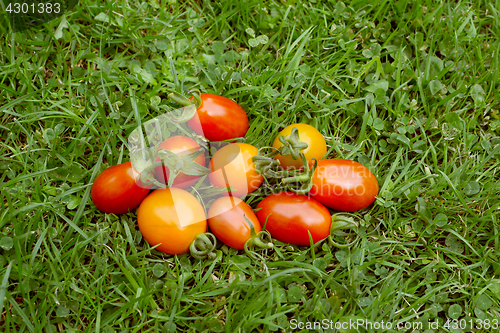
left=1, top=0, right=500, bottom=332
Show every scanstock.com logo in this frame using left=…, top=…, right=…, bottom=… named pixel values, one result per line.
left=1, top=0, right=78, bottom=33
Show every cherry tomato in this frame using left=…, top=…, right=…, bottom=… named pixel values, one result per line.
left=154, top=136, right=205, bottom=188
left=272, top=123, right=327, bottom=170
left=256, top=192, right=331, bottom=245
left=91, top=161, right=151, bottom=215
left=137, top=188, right=207, bottom=255
left=209, top=143, right=263, bottom=198
left=309, top=159, right=379, bottom=212
left=187, top=93, right=249, bottom=142
left=208, top=196, right=261, bottom=250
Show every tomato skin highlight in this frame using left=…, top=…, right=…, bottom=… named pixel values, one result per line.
left=272, top=123, right=327, bottom=170
left=137, top=188, right=207, bottom=255
left=187, top=93, right=249, bottom=142
left=209, top=143, right=263, bottom=198
left=154, top=136, right=205, bottom=188
left=208, top=196, right=261, bottom=250
left=310, top=159, right=379, bottom=212
left=256, top=192, right=331, bottom=246
left=91, top=161, right=151, bottom=215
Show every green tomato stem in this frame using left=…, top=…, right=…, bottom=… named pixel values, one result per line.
left=189, top=233, right=217, bottom=260
left=248, top=231, right=274, bottom=250
left=168, top=91, right=194, bottom=107
left=165, top=89, right=202, bottom=126
left=167, top=89, right=203, bottom=108
left=187, top=89, right=202, bottom=108
left=243, top=213, right=257, bottom=237
left=280, top=155, right=317, bottom=194
left=139, top=160, right=165, bottom=188
left=328, top=235, right=359, bottom=248
left=328, top=213, right=361, bottom=248
left=242, top=215, right=274, bottom=260
left=252, top=146, right=282, bottom=176
left=286, top=183, right=314, bottom=195
left=331, top=213, right=360, bottom=232
left=281, top=174, right=310, bottom=184
left=252, top=144, right=318, bottom=195
left=168, top=104, right=198, bottom=124
left=244, top=232, right=274, bottom=260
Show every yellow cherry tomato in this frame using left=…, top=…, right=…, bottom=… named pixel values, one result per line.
left=272, top=123, right=327, bottom=170
left=209, top=143, right=263, bottom=198
left=137, top=188, right=207, bottom=255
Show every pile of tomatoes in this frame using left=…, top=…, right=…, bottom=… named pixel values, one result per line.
left=91, top=92, right=379, bottom=258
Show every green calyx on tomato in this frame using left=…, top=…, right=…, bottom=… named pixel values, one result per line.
left=252, top=126, right=310, bottom=177
left=275, top=126, right=308, bottom=161
left=133, top=136, right=211, bottom=189
left=157, top=148, right=208, bottom=186
left=156, top=143, right=210, bottom=188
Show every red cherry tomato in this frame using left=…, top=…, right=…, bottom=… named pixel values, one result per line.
left=272, top=123, right=327, bottom=170
left=137, top=188, right=207, bottom=255
left=256, top=192, right=331, bottom=246
left=187, top=93, right=249, bottom=141
left=209, top=143, right=263, bottom=198
left=208, top=196, right=262, bottom=250
left=309, top=159, right=379, bottom=212
left=154, top=136, right=205, bottom=188
left=91, top=161, right=151, bottom=215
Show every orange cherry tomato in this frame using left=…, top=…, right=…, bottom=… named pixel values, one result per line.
left=272, top=123, right=327, bottom=170
left=310, top=159, right=379, bottom=212
left=153, top=136, right=205, bottom=188
left=209, top=143, right=263, bottom=198
left=187, top=93, right=249, bottom=142
left=208, top=196, right=261, bottom=250
left=91, top=161, right=151, bottom=215
left=137, top=188, right=207, bottom=255
left=256, top=192, right=331, bottom=246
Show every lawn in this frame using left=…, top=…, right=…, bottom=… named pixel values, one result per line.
left=1, top=0, right=500, bottom=332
